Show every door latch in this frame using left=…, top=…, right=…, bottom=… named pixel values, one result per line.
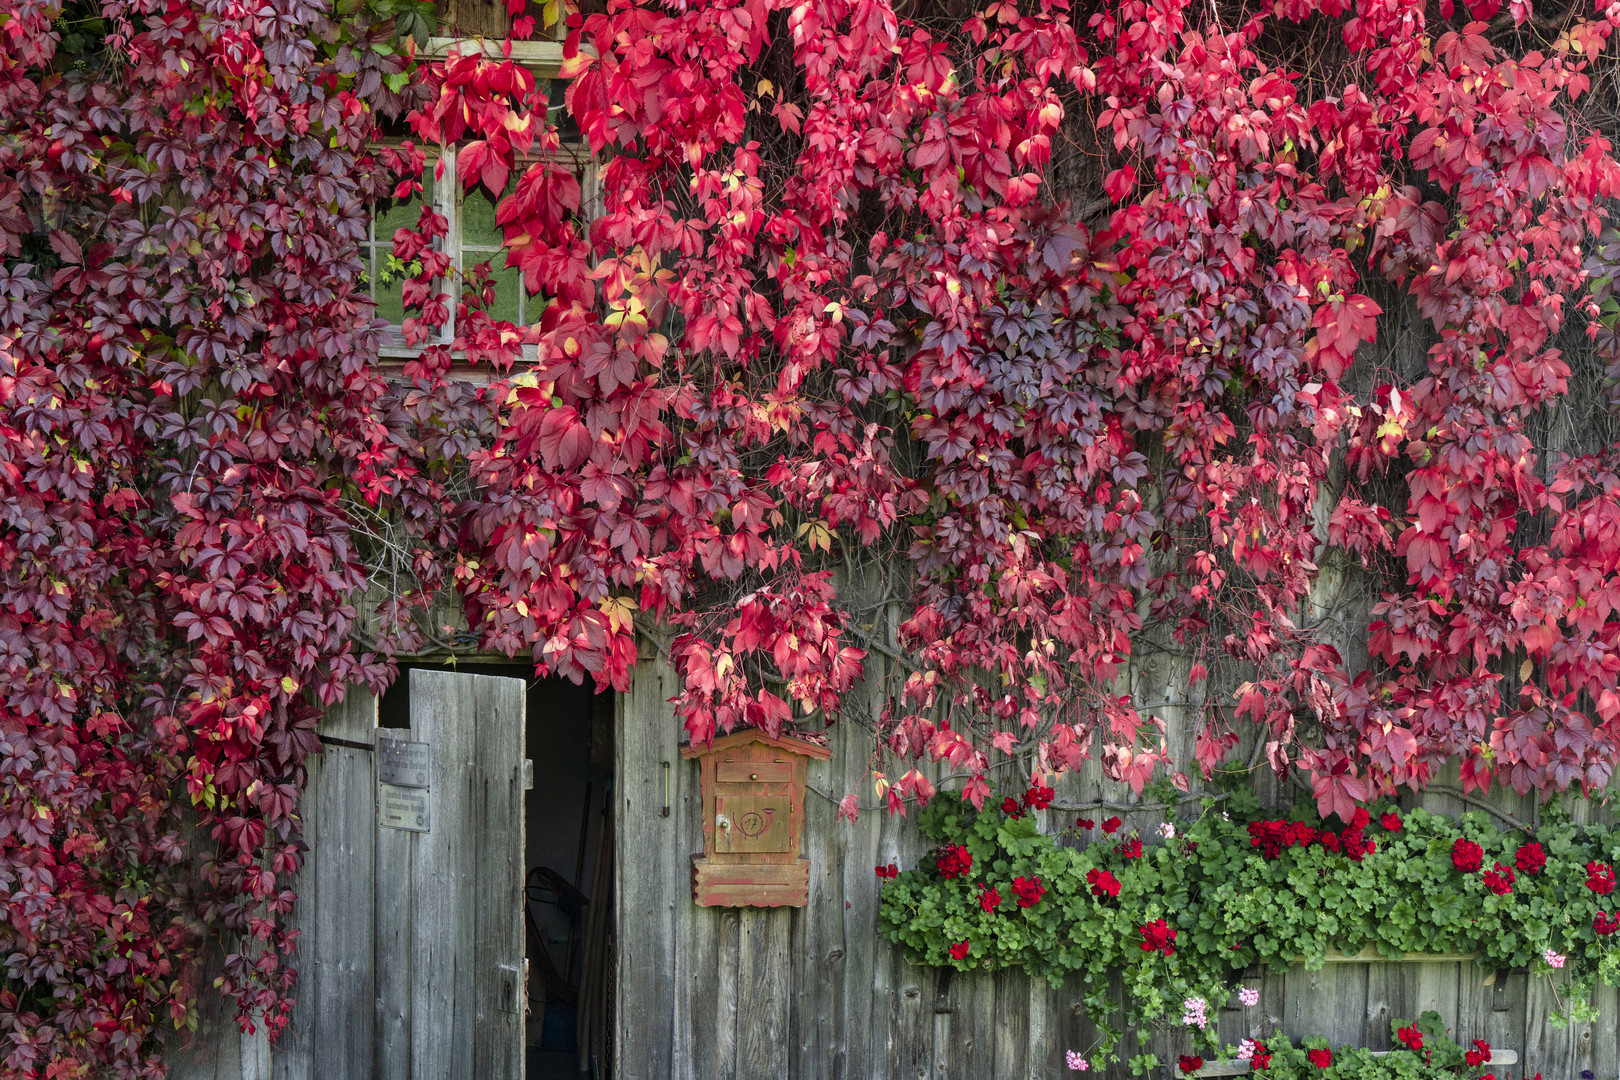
left=496, top=962, right=522, bottom=1015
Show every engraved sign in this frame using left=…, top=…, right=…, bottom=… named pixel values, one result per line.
left=378, top=781, right=431, bottom=832
left=714, top=793, right=791, bottom=854
left=377, top=738, right=431, bottom=789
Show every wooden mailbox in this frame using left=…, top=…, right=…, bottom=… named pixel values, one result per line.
left=681, top=730, right=830, bottom=907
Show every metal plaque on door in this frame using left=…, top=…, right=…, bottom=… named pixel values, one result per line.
left=378, top=736, right=432, bottom=832
left=378, top=738, right=431, bottom=788
left=379, top=783, right=431, bottom=832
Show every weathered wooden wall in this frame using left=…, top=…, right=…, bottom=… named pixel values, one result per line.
left=615, top=645, right=1620, bottom=1080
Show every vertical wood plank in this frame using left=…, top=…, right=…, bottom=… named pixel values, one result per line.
left=670, top=696, right=711, bottom=1080
left=707, top=909, right=741, bottom=1080
left=165, top=940, right=246, bottom=1080
left=991, top=967, right=1030, bottom=1080
left=1284, top=963, right=1367, bottom=1048
left=1363, top=962, right=1407, bottom=1050
left=1457, top=964, right=1524, bottom=1065
left=406, top=671, right=476, bottom=1080
left=374, top=766, right=412, bottom=1080
left=794, top=742, right=846, bottom=1080
left=837, top=660, right=894, bottom=1080
left=736, top=908, right=792, bottom=1080
left=615, top=653, right=678, bottom=1080
left=676, top=882, right=724, bottom=1080
left=404, top=670, right=525, bottom=1080
left=1524, top=968, right=1591, bottom=1078
left=277, top=690, right=377, bottom=1080
left=472, top=675, right=526, bottom=1080
left=1408, top=962, right=1461, bottom=1039
left=824, top=712, right=871, bottom=1080
left=1591, top=981, right=1618, bottom=1080
left=880, top=952, right=932, bottom=1080
left=930, top=975, right=952, bottom=1080
left=1027, top=972, right=1066, bottom=1080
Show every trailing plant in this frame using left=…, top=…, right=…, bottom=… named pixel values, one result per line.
left=879, top=787, right=1620, bottom=1073
left=408, top=0, right=1620, bottom=836
left=0, top=0, right=444, bottom=1073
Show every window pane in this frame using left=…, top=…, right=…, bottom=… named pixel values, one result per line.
left=374, top=268, right=407, bottom=326
left=376, top=176, right=434, bottom=240
left=460, top=186, right=505, bottom=248
left=469, top=260, right=523, bottom=326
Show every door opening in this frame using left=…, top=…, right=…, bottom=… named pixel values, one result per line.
left=380, top=666, right=615, bottom=1080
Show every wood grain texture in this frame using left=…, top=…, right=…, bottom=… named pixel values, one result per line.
left=614, top=653, right=679, bottom=1080
left=373, top=767, right=413, bottom=1080
left=173, top=651, right=1616, bottom=1080
left=1363, top=962, right=1406, bottom=1050
left=736, top=908, right=792, bottom=1080
left=276, top=691, right=377, bottom=1080
left=395, top=670, right=525, bottom=1080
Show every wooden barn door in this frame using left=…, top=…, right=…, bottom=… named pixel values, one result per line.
left=196, top=670, right=527, bottom=1080
left=376, top=668, right=527, bottom=1080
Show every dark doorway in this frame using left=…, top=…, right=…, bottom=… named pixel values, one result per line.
left=380, top=665, right=615, bottom=1079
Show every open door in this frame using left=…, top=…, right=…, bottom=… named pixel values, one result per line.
left=376, top=669, right=527, bottom=1080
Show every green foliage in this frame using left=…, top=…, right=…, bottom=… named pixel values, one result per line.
left=880, top=796, right=1620, bottom=1074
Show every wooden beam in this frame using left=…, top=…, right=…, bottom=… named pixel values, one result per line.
left=424, top=38, right=565, bottom=78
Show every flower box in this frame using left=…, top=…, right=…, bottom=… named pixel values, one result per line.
left=1176, top=1049, right=1517, bottom=1078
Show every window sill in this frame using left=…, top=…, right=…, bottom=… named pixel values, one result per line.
left=425, top=37, right=565, bottom=77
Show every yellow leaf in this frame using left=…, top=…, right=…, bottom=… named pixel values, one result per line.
left=601, top=595, right=638, bottom=634
left=1520, top=658, right=1534, bottom=681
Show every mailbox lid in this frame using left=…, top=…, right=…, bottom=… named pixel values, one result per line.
left=714, top=793, right=792, bottom=853
left=715, top=760, right=794, bottom=784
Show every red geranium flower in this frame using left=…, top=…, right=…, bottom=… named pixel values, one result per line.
left=1086, top=868, right=1121, bottom=898
left=1307, top=1048, right=1333, bottom=1068
left=1465, top=1039, right=1491, bottom=1067
left=1102, top=816, right=1122, bottom=834
left=1380, top=810, right=1402, bottom=831
left=1001, top=796, right=1024, bottom=818
left=949, top=940, right=971, bottom=960
left=1178, top=1055, right=1204, bottom=1075
left=1514, top=841, right=1546, bottom=875
left=1587, top=860, right=1617, bottom=895
left=1249, top=1042, right=1271, bottom=1070
left=1011, top=875, right=1045, bottom=908
left=1452, top=838, right=1483, bottom=873
left=1396, top=1024, right=1424, bottom=1051
left=1138, top=918, right=1176, bottom=956
left=1482, top=861, right=1515, bottom=895
left=1595, top=911, right=1620, bottom=936
left=1115, top=837, right=1143, bottom=858
left=935, top=844, right=973, bottom=879
left=977, top=883, right=1001, bottom=912
left=1022, top=783, right=1055, bottom=811
left=874, top=863, right=899, bottom=878
left=1077, top=817, right=1095, bottom=830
